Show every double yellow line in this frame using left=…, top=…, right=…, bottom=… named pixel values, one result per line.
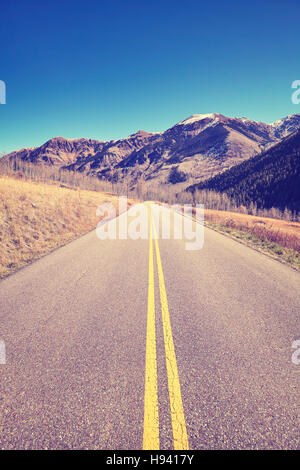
left=143, top=205, right=189, bottom=450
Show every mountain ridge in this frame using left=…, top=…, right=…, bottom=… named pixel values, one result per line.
left=2, top=113, right=300, bottom=188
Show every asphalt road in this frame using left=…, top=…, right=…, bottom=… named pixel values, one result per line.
left=0, top=203, right=299, bottom=450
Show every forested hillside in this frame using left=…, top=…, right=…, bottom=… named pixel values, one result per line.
left=187, top=129, right=300, bottom=212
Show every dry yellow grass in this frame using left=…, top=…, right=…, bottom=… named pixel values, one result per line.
left=0, top=176, right=123, bottom=279
left=203, top=209, right=300, bottom=252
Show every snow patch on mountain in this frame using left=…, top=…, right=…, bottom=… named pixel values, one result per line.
left=177, top=114, right=218, bottom=125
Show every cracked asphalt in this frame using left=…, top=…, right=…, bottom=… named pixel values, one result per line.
left=0, top=203, right=299, bottom=449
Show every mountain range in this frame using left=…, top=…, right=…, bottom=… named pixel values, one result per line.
left=187, top=128, right=300, bottom=212
left=2, top=113, right=300, bottom=191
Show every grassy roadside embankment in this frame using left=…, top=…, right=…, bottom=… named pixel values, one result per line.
left=203, top=209, right=300, bottom=271
left=0, top=176, right=126, bottom=279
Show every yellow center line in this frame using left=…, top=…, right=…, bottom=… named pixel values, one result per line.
left=143, top=206, right=159, bottom=450
left=151, top=206, right=189, bottom=451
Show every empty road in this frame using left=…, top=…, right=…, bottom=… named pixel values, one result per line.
left=0, top=203, right=299, bottom=450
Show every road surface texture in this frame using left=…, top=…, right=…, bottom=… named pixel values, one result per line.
left=0, top=203, right=299, bottom=450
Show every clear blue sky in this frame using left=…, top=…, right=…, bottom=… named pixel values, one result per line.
left=1, top=0, right=300, bottom=153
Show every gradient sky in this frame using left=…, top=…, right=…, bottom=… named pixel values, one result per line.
left=1, top=0, right=300, bottom=153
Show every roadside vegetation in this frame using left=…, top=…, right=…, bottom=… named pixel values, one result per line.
left=0, top=176, right=123, bottom=279
left=1, top=158, right=299, bottom=272
left=202, top=209, right=300, bottom=270
left=0, top=157, right=130, bottom=195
